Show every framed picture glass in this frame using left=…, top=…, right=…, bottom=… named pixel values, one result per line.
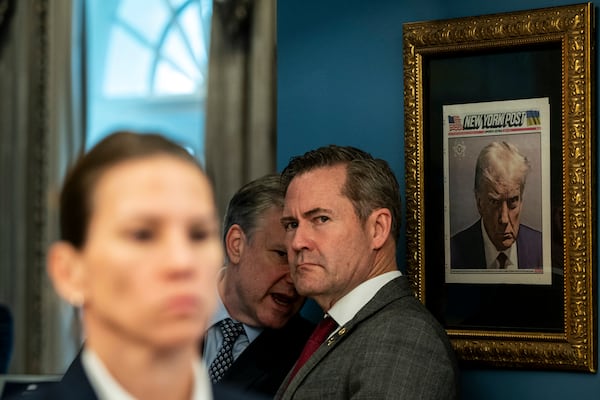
left=403, top=3, right=595, bottom=371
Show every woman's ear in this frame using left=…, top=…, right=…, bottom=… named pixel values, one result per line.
left=225, top=224, right=246, bottom=265
left=47, top=242, right=86, bottom=307
left=370, top=208, right=392, bottom=250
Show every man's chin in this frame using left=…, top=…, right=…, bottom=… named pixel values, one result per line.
left=496, top=239, right=515, bottom=251
left=259, top=313, right=292, bottom=329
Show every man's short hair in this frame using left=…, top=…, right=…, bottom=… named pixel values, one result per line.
left=223, top=173, right=284, bottom=245
left=280, top=145, right=402, bottom=242
left=474, top=141, right=530, bottom=196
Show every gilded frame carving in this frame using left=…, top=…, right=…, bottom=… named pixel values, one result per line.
left=403, top=3, right=596, bottom=371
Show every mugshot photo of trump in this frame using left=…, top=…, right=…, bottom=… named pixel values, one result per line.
left=449, top=138, right=543, bottom=271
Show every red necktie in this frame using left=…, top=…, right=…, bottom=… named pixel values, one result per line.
left=288, top=315, right=338, bottom=380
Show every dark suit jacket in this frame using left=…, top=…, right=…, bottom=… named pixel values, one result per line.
left=276, top=277, right=459, bottom=400
left=4, top=354, right=96, bottom=400
left=7, top=352, right=261, bottom=400
left=215, top=314, right=314, bottom=397
left=450, top=220, right=543, bottom=269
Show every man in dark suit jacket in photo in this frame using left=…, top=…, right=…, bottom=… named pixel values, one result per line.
left=451, top=141, right=543, bottom=270
left=276, top=145, right=458, bottom=399
left=203, top=174, right=314, bottom=397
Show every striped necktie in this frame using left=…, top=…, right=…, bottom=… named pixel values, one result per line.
left=208, top=318, right=245, bottom=383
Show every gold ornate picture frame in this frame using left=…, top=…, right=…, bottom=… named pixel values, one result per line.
left=403, top=3, right=596, bottom=371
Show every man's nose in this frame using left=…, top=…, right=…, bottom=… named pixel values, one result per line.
left=290, top=223, right=311, bottom=251
left=275, top=259, right=294, bottom=282
left=498, top=201, right=510, bottom=224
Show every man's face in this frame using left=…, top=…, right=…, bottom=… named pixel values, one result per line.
left=476, top=179, right=523, bottom=251
left=281, top=165, right=375, bottom=310
left=229, top=207, right=305, bottom=329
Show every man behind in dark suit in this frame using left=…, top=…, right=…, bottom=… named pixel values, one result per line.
left=451, top=141, right=543, bottom=270
left=276, top=145, right=458, bottom=399
left=204, top=174, right=314, bottom=397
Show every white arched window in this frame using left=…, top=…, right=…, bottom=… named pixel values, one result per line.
left=86, top=0, right=212, bottom=160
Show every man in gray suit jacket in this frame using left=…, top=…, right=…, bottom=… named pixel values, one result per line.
left=276, top=145, right=458, bottom=399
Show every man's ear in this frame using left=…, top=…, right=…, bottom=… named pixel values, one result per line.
left=47, top=242, right=86, bottom=307
left=225, top=225, right=246, bottom=265
left=369, top=208, right=392, bottom=250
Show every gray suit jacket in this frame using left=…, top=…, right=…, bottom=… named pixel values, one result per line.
left=276, top=276, right=459, bottom=399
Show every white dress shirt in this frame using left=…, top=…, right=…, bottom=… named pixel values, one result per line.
left=202, top=295, right=262, bottom=367
left=327, top=270, right=402, bottom=331
left=481, top=219, right=518, bottom=270
left=81, top=348, right=212, bottom=400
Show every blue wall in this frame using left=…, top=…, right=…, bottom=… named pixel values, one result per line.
left=277, top=0, right=600, bottom=398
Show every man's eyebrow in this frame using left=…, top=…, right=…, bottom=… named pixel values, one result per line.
left=303, top=207, right=332, bottom=218
left=280, top=208, right=333, bottom=225
left=280, top=216, right=296, bottom=225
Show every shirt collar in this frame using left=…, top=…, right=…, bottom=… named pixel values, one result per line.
left=327, top=270, right=402, bottom=327
left=209, top=294, right=261, bottom=342
left=480, top=219, right=518, bottom=269
left=81, top=348, right=212, bottom=400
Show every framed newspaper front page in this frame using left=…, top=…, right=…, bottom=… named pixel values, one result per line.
left=444, top=98, right=552, bottom=285
left=403, top=3, right=596, bottom=371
